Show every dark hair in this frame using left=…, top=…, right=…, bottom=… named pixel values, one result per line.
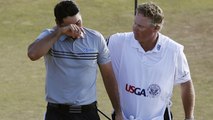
left=137, top=2, right=164, bottom=28
left=54, top=0, right=79, bottom=24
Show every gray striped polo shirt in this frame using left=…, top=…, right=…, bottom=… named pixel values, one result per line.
left=36, top=27, right=111, bottom=105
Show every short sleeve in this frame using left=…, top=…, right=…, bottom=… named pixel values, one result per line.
left=107, top=33, right=126, bottom=76
left=97, top=34, right=111, bottom=64
left=35, top=29, right=53, bottom=42
left=174, top=47, right=191, bottom=84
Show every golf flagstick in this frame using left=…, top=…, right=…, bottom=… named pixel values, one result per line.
left=134, top=0, right=138, bottom=15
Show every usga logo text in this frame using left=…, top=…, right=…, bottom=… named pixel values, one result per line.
left=125, top=83, right=161, bottom=98
left=125, top=84, right=147, bottom=97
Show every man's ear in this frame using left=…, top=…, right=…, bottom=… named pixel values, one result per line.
left=154, top=25, right=160, bottom=31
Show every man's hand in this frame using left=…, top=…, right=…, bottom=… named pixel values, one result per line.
left=57, top=24, right=83, bottom=39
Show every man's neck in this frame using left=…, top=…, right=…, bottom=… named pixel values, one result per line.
left=140, top=34, right=159, bottom=52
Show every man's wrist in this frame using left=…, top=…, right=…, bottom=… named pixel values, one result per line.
left=114, top=109, right=122, bottom=115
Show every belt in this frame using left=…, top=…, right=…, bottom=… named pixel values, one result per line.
left=47, top=101, right=97, bottom=113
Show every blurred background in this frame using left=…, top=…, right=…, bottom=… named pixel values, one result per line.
left=0, top=0, right=212, bottom=119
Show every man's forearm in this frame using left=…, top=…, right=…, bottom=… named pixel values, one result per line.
left=99, top=62, right=122, bottom=113
left=181, top=80, right=195, bottom=119
left=28, top=28, right=62, bottom=61
left=104, top=75, right=121, bottom=113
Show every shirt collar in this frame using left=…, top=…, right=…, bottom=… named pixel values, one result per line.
left=151, top=33, right=162, bottom=53
left=59, top=35, right=68, bottom=41
left=131, top=33, right=163, bottom=53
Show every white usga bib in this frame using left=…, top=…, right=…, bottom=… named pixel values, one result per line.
left=108, top=32, right=191, bottom=120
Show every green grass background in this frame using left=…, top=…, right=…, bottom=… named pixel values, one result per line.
left=0, top=0, right=212, bottom=119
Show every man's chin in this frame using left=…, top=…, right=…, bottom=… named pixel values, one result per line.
left=133, top=34, right=139, bottom=41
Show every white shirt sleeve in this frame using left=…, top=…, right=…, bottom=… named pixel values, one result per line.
left=174, top=46, right=191, bottom=84
left=108, top=33, right=124, bottom=75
